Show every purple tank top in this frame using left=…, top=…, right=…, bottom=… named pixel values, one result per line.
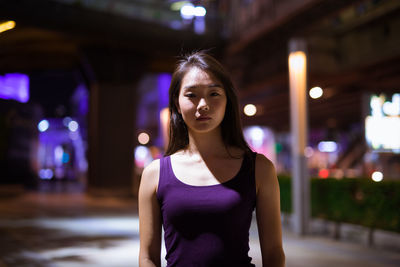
left=157, top=152, right=257, bottom=267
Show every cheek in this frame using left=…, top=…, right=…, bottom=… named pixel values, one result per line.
left=178, top=97, right=194, bottom=114
left=216, top=98, right=227, bottom=113
left=177, top=95, right=187, bottom=113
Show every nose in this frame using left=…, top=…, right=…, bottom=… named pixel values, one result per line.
left=198, top=98, right=209, bottom=111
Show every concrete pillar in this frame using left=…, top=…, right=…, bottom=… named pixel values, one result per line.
left=83, top=48, right=144, bottom=197
left=288, top=39, right=310, bottom=235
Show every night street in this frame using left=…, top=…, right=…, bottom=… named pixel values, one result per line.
left=0, top=188, right=399, bottom=267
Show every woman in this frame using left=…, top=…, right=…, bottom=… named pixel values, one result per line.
left=139, top=51, right=285, bottom=267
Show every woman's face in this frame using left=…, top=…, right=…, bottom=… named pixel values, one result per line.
left=177, top=67, right=227, bottom=135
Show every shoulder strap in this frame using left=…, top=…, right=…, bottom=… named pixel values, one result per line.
left=159, top=156, right=168, bottom=180
left=248, top=151, right=258, bottom=187
left=157, top=156, right=170, bottom=199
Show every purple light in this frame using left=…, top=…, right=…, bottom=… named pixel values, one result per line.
left=0, top=73, right=30, bottom=103
left=72, top=84, right=89, bottom=116
left=157, top=73, right=172, bottom=148
left=158, top=73, right=171, bottom=109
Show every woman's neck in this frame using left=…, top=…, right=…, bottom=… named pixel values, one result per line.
left=185, top=128, right=227, bottom=157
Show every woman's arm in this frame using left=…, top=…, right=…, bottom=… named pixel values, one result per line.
left=255, top=154, right=285, bottom=267
left=138, top=160, right=162, bottom=267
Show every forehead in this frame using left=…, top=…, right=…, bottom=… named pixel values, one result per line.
left=181, top=67, right=220, bottom=88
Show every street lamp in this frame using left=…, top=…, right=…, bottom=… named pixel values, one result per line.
left=288, top=39, right=310, bottom=235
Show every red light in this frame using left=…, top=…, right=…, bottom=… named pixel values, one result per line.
left=319, top=169, right=329, bottom=179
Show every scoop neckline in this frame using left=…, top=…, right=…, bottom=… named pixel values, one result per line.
left=168, top=154, right=246, bottom=188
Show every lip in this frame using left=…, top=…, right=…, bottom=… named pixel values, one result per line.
left=196, top=116, right=211, bottom=121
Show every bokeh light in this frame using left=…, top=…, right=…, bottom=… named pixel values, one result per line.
left=39, top=169, right=54, bottom=180
left=318, top=141, right=337, bottom=152
left=138, top=132, right=150, bottom=145
left=180, top=3, right=195, bottom=19
left=68, top=120, right=79, bottom=132
left=248, top=126, right=264, bottom=146
left=180, top=3, right=206, bottom=19
left=63, top=116, right=72, bottom=126
left=371, top=171, right=383, bottom=182
left=194, top=6, right=206, bottom=17
left=304, top=146, right=314, bottom=158
left=38, top=119, right=49, bottom=132
left=0, top=21, right=16, bottom=34
left=171, top=1, right=189, bottom=11
left=309, top=86, right=323, bottom=99
left=319, top=169, right=329, bottom=179
left=244, top=104, right=257, bottom=116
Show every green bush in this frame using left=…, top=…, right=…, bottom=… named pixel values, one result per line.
left=278, top=175, right=291, bottom=213
left=277, top=176, right=400, bottom=233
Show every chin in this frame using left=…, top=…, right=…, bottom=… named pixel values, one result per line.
left=190, top=125, right=221, bottom=134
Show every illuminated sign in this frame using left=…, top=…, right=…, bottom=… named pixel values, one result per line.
left=365, top=93, right=400, bottom=153
left=0, top=73, right=29, bottom=103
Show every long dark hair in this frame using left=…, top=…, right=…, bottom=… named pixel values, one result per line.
left=165, top=51, right=251, bottom=156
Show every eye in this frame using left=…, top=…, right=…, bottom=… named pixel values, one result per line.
left=185, top=93, right=196, bottom=98
left=210, top=92, right=221, bottom=96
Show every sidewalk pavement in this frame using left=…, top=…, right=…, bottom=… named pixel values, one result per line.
left=0, top=190, right=399, bottom=267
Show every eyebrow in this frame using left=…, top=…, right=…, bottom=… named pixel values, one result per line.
left=182, top=84, right=223, bottom=90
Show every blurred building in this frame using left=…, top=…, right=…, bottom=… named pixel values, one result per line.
left=221, top=0, right=400, bottom=180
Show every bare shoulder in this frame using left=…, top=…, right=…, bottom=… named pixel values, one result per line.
left=255, top=153, right=278, bottom=192
left=140, top=159, right=160, bottom=192
left=142, top=159, right=160, bottom=178
left=255, top=153, right=276, bottom=175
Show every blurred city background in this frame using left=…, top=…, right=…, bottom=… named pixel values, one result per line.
left=0, top=0, right=400, bottom=266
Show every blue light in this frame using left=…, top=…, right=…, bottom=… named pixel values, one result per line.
left=68, top=120, right=79, bottom=132
left=63, top=116, right=72, bottom=127
left=135, top=146, right=149, bottom=161
left=180, top=4, right=206, bottom=19
left=318, top=141, right=338, bottom=152
left=39, top=169, right=54, bottom=179
left=194, top=6, right=206, bottom=17
left=180, top=3, right=195, bottom=19
left=62, top=153, right=70, bottom=164
left=38, top=120, right=49, bottom=132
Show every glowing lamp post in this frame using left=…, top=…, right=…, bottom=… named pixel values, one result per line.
left=288, top=39, right=310, bottom=235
